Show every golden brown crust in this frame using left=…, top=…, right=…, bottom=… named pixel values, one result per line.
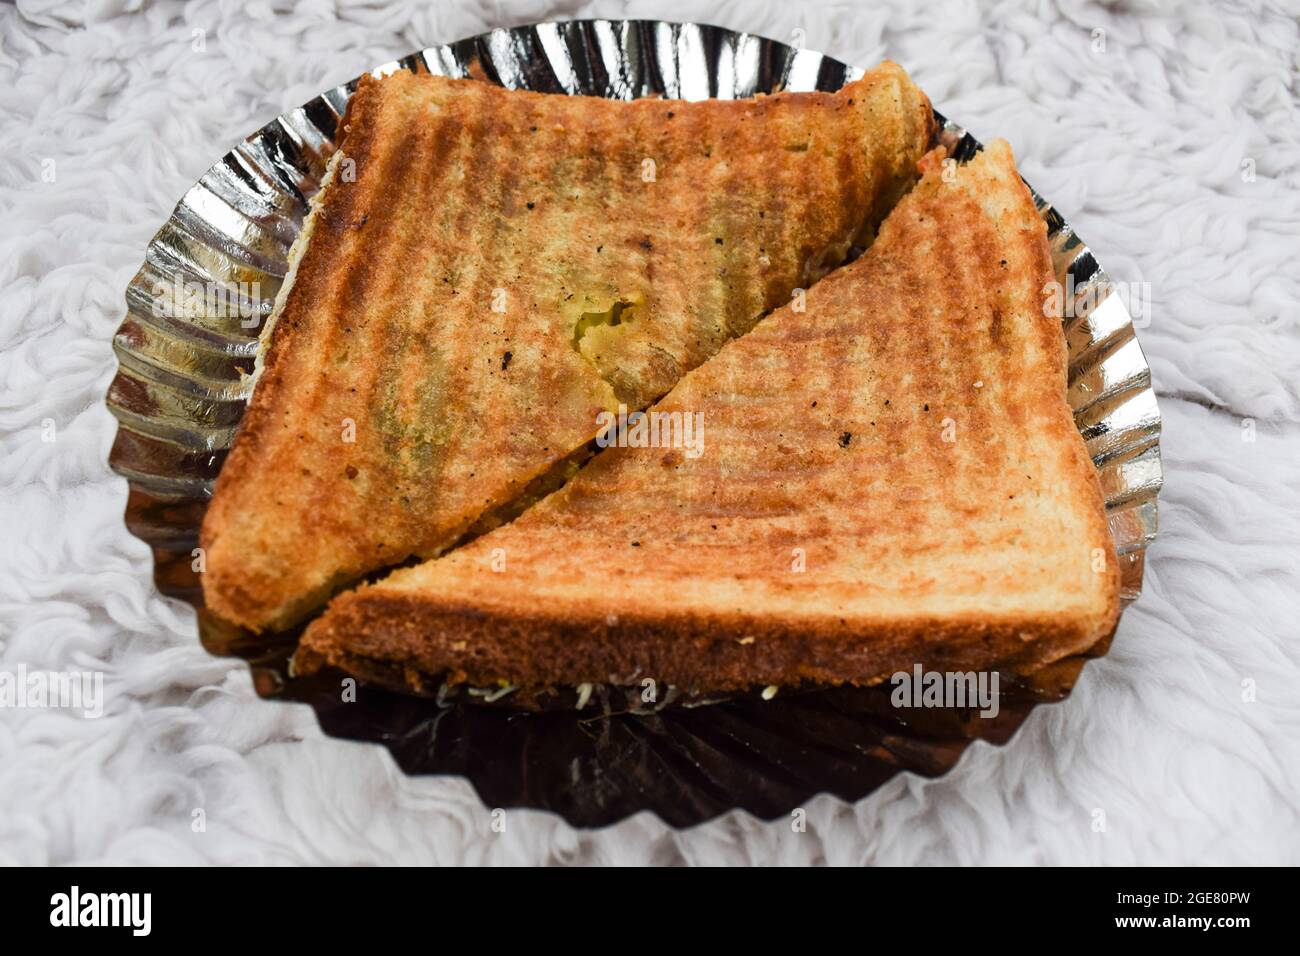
left=201, top=64, right=936, bottom=631
left=294, top=593, right=1114, bottom=696
left=297, top=139, right=1121, bottom=694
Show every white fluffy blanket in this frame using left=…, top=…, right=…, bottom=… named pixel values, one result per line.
left=2, top=0, right=1297, bottom=865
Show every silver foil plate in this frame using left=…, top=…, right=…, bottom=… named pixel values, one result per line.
left=106, top=20, right=1162, bottom=827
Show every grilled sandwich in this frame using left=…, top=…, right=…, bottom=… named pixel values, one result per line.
left=295, top=140, right=1121, bottom=695
left=201, top=63, right=935, bottom=631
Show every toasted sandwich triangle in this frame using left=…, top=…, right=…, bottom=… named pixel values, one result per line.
left=201, top=63, right=936, bottom=631
left=296, top=140, right=1121, bottom=696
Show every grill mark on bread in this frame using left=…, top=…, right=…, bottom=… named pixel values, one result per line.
left=354, top=110, right=428, bottom=442
left=391, top=119, right=462, bottom=504
left=453, top=91, right=510, bottom=481
left=712, top=103, right=760, bottom=342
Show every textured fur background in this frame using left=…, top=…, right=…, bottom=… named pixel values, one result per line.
left=1, top=0, right=1297, bottom=865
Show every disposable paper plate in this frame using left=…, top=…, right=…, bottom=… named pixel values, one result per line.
left=107, top=19, right=1162, bottom=828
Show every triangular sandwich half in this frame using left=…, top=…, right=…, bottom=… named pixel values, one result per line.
left=296, top=141, right=1121, bottom=695
left=202, top=64, right=935, bottom=631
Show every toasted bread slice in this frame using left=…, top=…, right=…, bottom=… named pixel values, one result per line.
left=296, top=140, right=1121, bottom=695
left=201, top=64, right=935, bottom=631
